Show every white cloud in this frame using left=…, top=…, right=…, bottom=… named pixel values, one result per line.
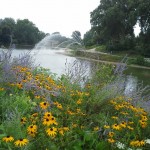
left=0, top=0, right=100, bottom=37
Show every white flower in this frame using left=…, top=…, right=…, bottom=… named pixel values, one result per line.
left=145, top=139, right=150, bottom=144
left=116, top=142, right=125, bottom=149
left=127, top=148, right=133, bottom=150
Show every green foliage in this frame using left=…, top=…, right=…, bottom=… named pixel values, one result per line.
left=86, top=0, right=150, bottom=56
left=0, top=18, right=45, bottom=47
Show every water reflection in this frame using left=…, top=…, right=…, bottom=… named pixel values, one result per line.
left=124, top=75, right=138, bottom=96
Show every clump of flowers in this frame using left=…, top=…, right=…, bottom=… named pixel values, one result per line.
left=103, top=96, right=150, bottom=149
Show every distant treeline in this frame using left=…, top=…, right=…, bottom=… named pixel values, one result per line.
left=83, top=0, right=150, bottom=57
left=0, top=18, right=45, bottom=48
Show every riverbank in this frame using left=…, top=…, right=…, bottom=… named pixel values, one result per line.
left=62, top=49, right=150, bottom=70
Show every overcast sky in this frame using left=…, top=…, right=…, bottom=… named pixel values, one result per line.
left=0, top=0, right=100, bottom=37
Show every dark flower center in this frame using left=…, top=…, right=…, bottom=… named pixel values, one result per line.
left=50, top=128, right=53, bottom=131
left=19, top=139, right=23, bottom=141
left=7, top=136, right=10, bottom=138
left=44, top=103, right=47, bottom=105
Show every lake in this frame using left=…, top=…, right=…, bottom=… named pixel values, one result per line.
left=5, top=49, right=150, bottom=94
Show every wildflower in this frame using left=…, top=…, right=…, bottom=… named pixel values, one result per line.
left=104, top=125, right=110, bottom=129
left=94, top=126, right=99, bottom=131
left=21, top=117, right=27, bottom=124
left=139, top=120, right=147, bottom=128
left=27, top=125, right=37, bottom=136
left=58, top=128, right=64, bottom=135
left=14, top=138, right=29, bottom=147
left=116, top=142, right=125, bottom=149
left=77, top=99, right=82, bottom=104
left=130, top=140, right=145, bottom=147
left=63, top=127, right=69, bottom=131
left=108, top=132, right=114, bottom=138
left=43, top=116, right=58, bottom=126
left=2, top=136, right=14, bottom=142
left=145, top=139, right=150, bottom=144
left=141, top=115, right=148, bottom=121
left=40, top=102, right=49, bottom=109
left=127, top=126, right=134, bottom=130
left=107, top=138, right=115, bottom=143
left=111, top=116, right=118, bottom=120
left=57, top=103, right=63, bottom=109
left=119, top=121, right=127, bottom=128
left=46, top=127, right=57, bottom=137
left=43, top=112, right=52, bottom=118
left=112, top=124, right=121, bottom=130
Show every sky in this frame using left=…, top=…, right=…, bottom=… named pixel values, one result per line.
left=0, top=0, right=100, bottom=37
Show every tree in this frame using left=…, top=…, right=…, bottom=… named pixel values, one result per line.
left=14, top=19, right=44, bottom=45
left=90, top=0, right=136, bottom=42
left=0, top=18, right=15, bottom=46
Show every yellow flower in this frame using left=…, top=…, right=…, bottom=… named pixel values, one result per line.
left=127, top=125, right=134, bottom=130
left=139, top=120, right=147, bottom=128
left=63, top=127, right=69, bottom=131
left=107, top=138, right=115, bottom=143
left=141, top=115, right=148, bottom=121
left=20, top=117, right=27, bottom=124
left=57, top=103, right=63, bottom=109
left=43, top=116, right=58, bottom=126
left=112, top=124, right=121, bottom=130
left=2, top=136, right=14, bottom=142
left=104, top=125, right=110, bottom=129
left=119, top=121, right=127, bottom=128
left=44, top=112, right=52, bottom=118
left=46, top=127, right=57, bottom=137
left=14, top=138, right=29, bottom=147
left=58, top=128, right=64, bottom=135
left=108, top=132, right=114, bottom=138
left=27, top=125, right=37, bottom=137
left=77, top=99, right=82, bottom=104
left=111, top=116, right=118, bottom=120
left=93, top=126, right=99, bottom=131
left=40, top=102, right=49, bottom=109
left=130, top=140, right=145, bottom=147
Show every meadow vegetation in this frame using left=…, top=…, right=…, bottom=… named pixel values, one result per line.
left=0, top=49, right=150, bottom=150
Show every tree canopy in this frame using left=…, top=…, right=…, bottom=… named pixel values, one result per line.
left=0, top=18, right=45, bottom=48
left=84, top=0, right=150, bottom=56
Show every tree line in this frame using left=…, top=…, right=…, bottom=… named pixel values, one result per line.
left=0, top=18, right=45, bottom=48
left=83, top=0, right=150, bottom=56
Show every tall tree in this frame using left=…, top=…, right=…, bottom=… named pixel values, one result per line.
left=90, top=0, right=136, bottom=42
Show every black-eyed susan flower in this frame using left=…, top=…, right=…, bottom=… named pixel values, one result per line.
left=2, top=136, right=14, bottom=142
left=130, top=140, right=145, bottom=147
left=119, top=121, right=127, bottom=128
left=108, top=132, right=114, bottom=138
left=40, top=102, right=49, bottom=109
left=77, top=99, right=82, bottom=104
left=58, top=128, right=64, bottom=136
left=21, top=117, right=27, bottom=124
left=27, top=125, right=37, bottom=136
left=44, top=112, right=52, bottom=118
left=93, top=126, right=99, bottom=131
left=56, top=103, right=63, bottom=109
left=43, top=116, right=58, bottom=126
left=46, top=127, right=57, bottom=137
left=107, top=138, right=115, bottom=143
left=14, top=138, right=28, bottom=147
left=104, top=125, right=110, bottom=129
left=112, top=124, right=121, bottom=130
